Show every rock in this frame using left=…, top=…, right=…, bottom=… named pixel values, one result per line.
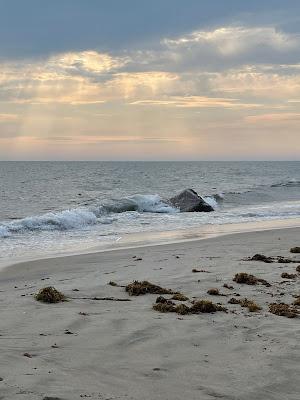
left=168, top=189, right=214, bottom=212
left=290, top=247, right=300, bottom=253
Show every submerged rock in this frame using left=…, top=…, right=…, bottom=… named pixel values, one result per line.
left=168, top=189, right=214, bottom=212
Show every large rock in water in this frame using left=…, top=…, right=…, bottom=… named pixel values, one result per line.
left=168, top=189, right=214, bottom=212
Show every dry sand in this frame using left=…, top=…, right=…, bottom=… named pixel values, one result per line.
left=0, top=227, right=300, bottom=400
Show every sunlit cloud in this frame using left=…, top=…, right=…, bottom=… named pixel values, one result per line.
left=0, top=113, right=18, bottom=121
left=130, top=96, right=262, bottom=109
left=245, top=113, right=300, bottom=123
left=164, top=26, right=299, bottom=56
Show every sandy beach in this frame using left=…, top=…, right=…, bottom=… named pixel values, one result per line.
left=0, top=226, right=300, bottom=400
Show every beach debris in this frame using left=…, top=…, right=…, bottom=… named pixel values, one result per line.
left=155, top=296, right=175, bottom=305
left=153, top=302, right=176, bottom=313
left=153, top=297, right=226, bottom=315
left=64, top=329, right=74, bottom=335
left=43, top=397, right=64, bottom=400
left=277, top=257, right=295, bottom=263
left=269, top=303, right=298, bottom=318
left=79, top=311, right=89, bottom=316
left=248, top=254, right=274, bottom=263
left=0, top=377, right=3, bottom=381
left=72, top=288, right=79, bottom=292
left=35, top=287, right=66, bottom=303
left=293, top=297, right=300, bottom=306
left=108, top=281, right=118, bottom=286
left=207, top=288, right=221, bottom=296
left=175, top=304, right=190, bottom=315
left=245, top=254, right=300, bottom=264
left=171, top=293, right=189, bottom=301
left=223, top=283, right=234, bottom=290
left=190, top=300, right=227, bottom=313
left=192, top=268, right=210, bottom=273
left=296, top=265, right=300, bottom=273
left=125, top=280, right=175, bottom=296
left=23, top=352, right=33, bottom=358
left=233, top=273, right=270, bottom=287
left=228, top=297, right=241, bottom=304
left=240, top=298, right=262, bottom=312
left=281, top=272, right=297, bottom=279
left=71, top=296, right=131, bottom=301
left=290, top=247, right=300, bottom=253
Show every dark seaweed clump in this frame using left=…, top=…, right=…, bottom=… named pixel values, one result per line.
left=126, top=281, right=175, bottom=296
left=35, top=287, right=66, bottom=303
left=249, top=254, right=274, bottom=263
left=281, top=272, right=297, bottom=279
left=228, top=297, right=241, bottom=304
left=153, top=297, right=226, bottom=315
left=190, top=300, right=227, bottom=313
left=171, top=293, right=189, bottom=301
left=240, top=298, right=262, bottom=312
left=269, top=303, right=298, bottom=318
left=233, top=272, right=270, bottom=287
left=207, top=288, right=220, bottom=296
left=293, top=297, right=300, bottom=306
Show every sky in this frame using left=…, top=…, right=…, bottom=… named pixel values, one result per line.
left=0, top=0, right=300, bottom=160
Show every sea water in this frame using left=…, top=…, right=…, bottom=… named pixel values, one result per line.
left=0, top=161, right=299, bottom=265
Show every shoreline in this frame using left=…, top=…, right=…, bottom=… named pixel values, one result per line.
left=2, top=217, right=300, bottom=271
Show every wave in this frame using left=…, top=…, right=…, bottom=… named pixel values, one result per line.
left=0, top=194, right=178, bottom=237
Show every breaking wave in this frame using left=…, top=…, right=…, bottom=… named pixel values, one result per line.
left=0, top=194, right=179, bottom=237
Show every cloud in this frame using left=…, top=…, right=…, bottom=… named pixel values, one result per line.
left=130, top=96, right=262, bottom=109
left=211, top=66, right=300, bottom=98
left=0, top=113, right=18, bottom=121
left=0, top=24, right=300, bottom=119
left=245, top=112, right=300, bottom=123
left=164, top=26, right=299, bottom=55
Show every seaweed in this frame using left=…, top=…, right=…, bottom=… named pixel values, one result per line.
left=35, top=287, right=66, bottom=303
left=190, top=300, right=226, bottom=313
left=171, top=293, right=189, bottom=301
left=240, top=298, right=261, bottom=312
left=249, top=254, right=274, bottom=263
left=125, top=281, right=175, bottom=296
left=293, top=297, right=300, bottom=306
left=207, top=288, right=220, bottom=296
left=269, top=303, right=298, bottom=318
left=296, top=265, right=300, bottom=273
left=153, top=302, right=176, bottom=313
left=281, top=272, right=297, bottom=279
left=228, top=297, right=241, bottom=304
left=155, top=296, right=175, bottom=305
left=175, top=303, right=190, bottom=315
left=233, top=272, right=270, bottom=287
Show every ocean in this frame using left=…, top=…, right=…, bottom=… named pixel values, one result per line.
left=0, top=161, right=299, bottom=266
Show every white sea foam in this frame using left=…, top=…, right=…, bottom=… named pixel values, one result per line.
left=126, top=194, right=178, bottom=213
left=202, top=195, right=219, bottom=209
